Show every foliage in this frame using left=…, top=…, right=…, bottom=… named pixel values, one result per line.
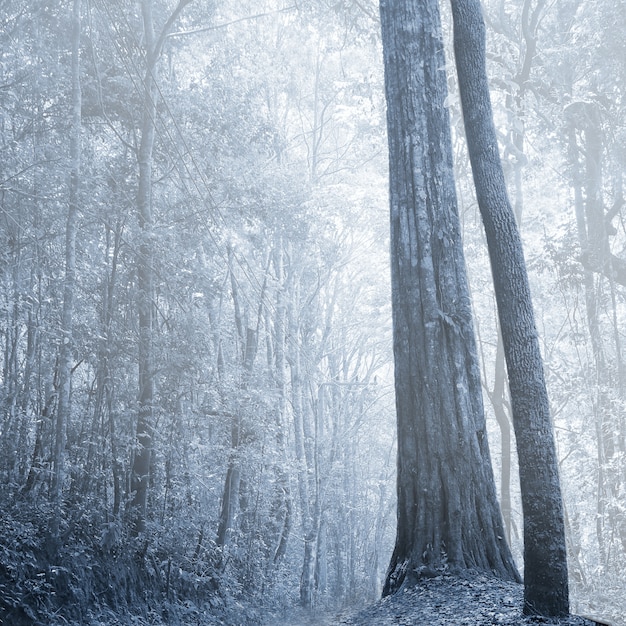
left=0, top=0, right=624, bottom=622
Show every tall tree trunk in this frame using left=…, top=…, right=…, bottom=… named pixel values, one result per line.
left=269, top=239, right=292, bottom=564
left=566, top=116, right=609, bottom=563
left=451, top=0, right=569, bottom=616
left=489, top=0, right=541, bottom=542
left=379, top=0, right=519, bottom=596
left=566, top=100, right=626, bottom=567
left=52, top=0, right=81, bottom=524
left=130, top=0, right=192, bottom=535
left=285, top=270, right=319, bottom=608
left=130, top=0, right=158, bottom=536
left=215, top=251, right=261, bottom=551
left=83, top=220, right=118, bottom=488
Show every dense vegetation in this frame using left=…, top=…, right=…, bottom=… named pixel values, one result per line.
left=0, top=0, right=624, bottom=624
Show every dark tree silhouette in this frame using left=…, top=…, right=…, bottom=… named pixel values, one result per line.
left=379, top=0, right=519, bottom=595
left=451, top=0, right=569, bottom=616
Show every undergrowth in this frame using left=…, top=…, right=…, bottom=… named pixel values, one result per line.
left=0, top=499, right=262, bottom=626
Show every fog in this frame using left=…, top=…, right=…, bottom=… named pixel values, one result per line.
left=0, top=1, right=623, bottom=624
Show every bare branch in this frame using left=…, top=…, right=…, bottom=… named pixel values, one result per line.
left=167, top=6, right=297, bottom=38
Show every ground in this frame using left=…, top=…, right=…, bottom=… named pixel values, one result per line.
left=262, top=573, right=617, bottom=626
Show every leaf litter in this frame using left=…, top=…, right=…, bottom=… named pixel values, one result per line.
left=265, top=573, right=611, bottom=626
left=336, top=573, right=604, bottom=626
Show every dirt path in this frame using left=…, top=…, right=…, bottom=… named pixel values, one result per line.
left=259, top=607, right=345, bottom=625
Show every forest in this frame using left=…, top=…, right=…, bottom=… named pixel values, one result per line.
left=0, top=0, right=624, bottom=624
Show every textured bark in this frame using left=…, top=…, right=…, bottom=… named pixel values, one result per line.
left=379, top=0, right=519, bottom=596
left=491, top=338, right=512, bottom=543
left=450, top=0, right=569, bottom=616
left=489, top=0, right=541, bottom=545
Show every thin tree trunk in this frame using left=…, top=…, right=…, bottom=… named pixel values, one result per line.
left=566, top=119, right=609, bottom=563
left=286, top=273, right=318, bottom=608
left=130, top=0, right=192, bottom=535
left=215, top=252, right=261, bottom=551
left=269, top=239, right=292, bottom=564
left=130, top=0, right=157, bottom=536
left=489, top=3, right=541, bottom=540
left=51, top=0, right=81, bottom=526
left=451, top=0, right=569, bottom=615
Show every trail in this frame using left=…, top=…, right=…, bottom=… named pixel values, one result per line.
left=259, top=607, right=347, bottom=625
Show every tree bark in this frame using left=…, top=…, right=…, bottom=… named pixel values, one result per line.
left=566, top=99, right=626, bottom=566
left=52, top=0, right=81, bottom=524
left=215, top=249, right=263, bottom=551
left=379, top=0, right=519, bottom=596
left=130, top=0, right=158, bottom=536
left=289, top=279, right=317, bottom=608
left=130, top=0, right=192, bottom=536
left=566, top=116, right=609, bottom=563
left=269, top=239, right=292, bottom=564
left=491, top=337, right=512, bottom=543
left=450, top=0, right=569, bottom=616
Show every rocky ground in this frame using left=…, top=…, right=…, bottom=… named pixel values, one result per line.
left=264, top=573, right=617, bottom=626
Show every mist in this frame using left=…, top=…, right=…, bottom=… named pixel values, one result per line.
left=0, top=1, right=623, bottom=624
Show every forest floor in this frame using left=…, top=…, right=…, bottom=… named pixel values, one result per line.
left=262, top=573, right=617, bottom=626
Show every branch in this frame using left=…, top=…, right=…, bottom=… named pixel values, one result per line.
left=604, top=192, right=624, bottom=234
left=579, top=250, right=626, bottom=287
left=516, top=0, right=546, bottom=90
left=166, top=6, right=297, bottom=38
left=153, top=0, right=195, bottom=61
